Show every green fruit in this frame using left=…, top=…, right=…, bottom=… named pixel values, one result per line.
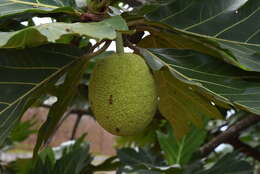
left=89, top=53, right=157, bottom=136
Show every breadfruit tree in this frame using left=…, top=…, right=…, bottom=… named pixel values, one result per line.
left=0, top=0, right=260, bottom=173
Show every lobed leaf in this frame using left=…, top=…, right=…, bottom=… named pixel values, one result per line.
left=157, top=125, right=207, bottom=165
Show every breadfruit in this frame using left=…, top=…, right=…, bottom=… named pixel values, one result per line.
left=88, top=53, right=157, bottom=136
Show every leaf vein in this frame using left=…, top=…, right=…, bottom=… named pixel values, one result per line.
left=214, top=6, right=260, bottom=37
left=9, top=0, right=58, bottom=9
left=0, top=53, right=78, bottom=116
left=160, top=1, right=194, bottom=22
left=245, top=28, right=260, bottom=43
left=184, top=8, right=226, bottom=31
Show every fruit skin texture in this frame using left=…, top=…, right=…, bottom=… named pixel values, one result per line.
left=89, top=53, right=157, bottom=136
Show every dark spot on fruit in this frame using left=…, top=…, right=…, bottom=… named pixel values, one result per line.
left=109, top=95, right=113, bottom=104
left=116, top=127, right=120, bottom=132
left=106, top=116, right=109, bottom=119
left=65, top=28, right=70, bottom=32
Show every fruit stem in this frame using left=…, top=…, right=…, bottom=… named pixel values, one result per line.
left=116, top=32, right=124, bottom=54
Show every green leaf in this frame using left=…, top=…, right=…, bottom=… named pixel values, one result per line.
left=118, top=148, right=167, bottom=172
left=137, top=32, right=240, bottom=69
left=10, top=119, right=36, bottom=142
left=157, top=124, right=206, bottom=166
left=53, top=137, right=92, bottom=174
left=0, top=15, right=128, bottom=48
left=0, top=6, right=78, bottom=29
left=0, top=0, right=79, bottom=28
left=14, top=137, right=92, bottom=174
left=195, top=153, right=253, bottom=174
left=39, top=147, right=56, bottom=166
left=90, top=156, right=120, bottom=172
left=150, top=61, right=222, bottom=137
left=13, top=158, right=34, bottom=174
left=33, top=54, right=89, bottom=154
left=142, top=48, right=260, bottom=115
left=146, top=0, right=260, bottom=72
left=117, top=147, right=181, bottom=174
left=0, top=0, right=75, bottom=15
left=0, top=44, right=83, bottom=146
left=126, top=0, right=169, bottom=18
left=0, top=5, right=77, bottom=19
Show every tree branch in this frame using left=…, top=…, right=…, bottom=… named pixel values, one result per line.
left=44, top=110, right=72, bottom=147
left=200, top=114, right=260, bottom=157
left=40, top=105, right=91, bottom=146
left=124, top=37, right=140, bottom=54
left=229, top=138, right=260, bottom=161
left=86, top=40, right=112, bottom=57
left=70, top=113, right=83, bottom=140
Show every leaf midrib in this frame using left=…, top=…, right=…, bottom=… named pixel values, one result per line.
left=9, top=0, right=58, bottom=9
left=176, top=137, right=186, bottom=164
left=173, top=27, right=260, bottom=47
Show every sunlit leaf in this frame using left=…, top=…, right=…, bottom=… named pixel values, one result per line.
left=0, top=15, right=128, bottom=48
